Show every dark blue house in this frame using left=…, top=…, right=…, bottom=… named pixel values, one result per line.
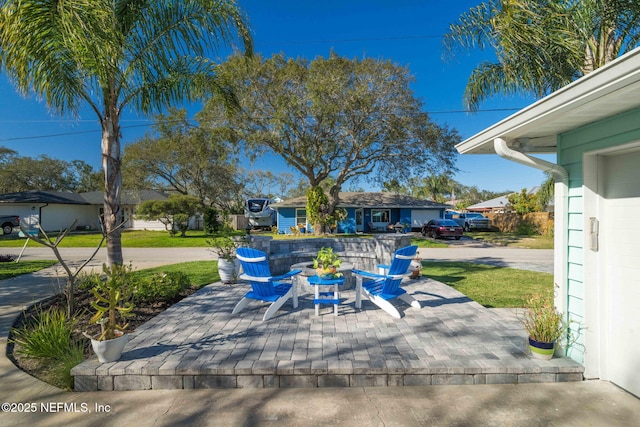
left=273, top=192, right=451, bottom=234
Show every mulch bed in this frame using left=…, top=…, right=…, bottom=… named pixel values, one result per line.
left=7, top=286, right=201, bottom=385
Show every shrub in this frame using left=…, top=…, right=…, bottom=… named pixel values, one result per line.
left=520, top=293, right=569, bottom=343
left=203, top=207, right=223, bottom=234
left=133, top=271, right=191, bottom=303
left=52, top=341, right=86, bottom=390
left=10, top=306, right=82, bottom=360
left=515, top=219, right=539, bottom=236
left=10, top=306, right=87, bottom=390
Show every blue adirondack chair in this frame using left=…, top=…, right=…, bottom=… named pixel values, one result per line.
left=353, top=245, right=421, bottom=318
left=233, top=247, right=301, bottom=321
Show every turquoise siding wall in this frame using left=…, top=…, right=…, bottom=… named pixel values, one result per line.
left=558, top=106, right=640, bottom=362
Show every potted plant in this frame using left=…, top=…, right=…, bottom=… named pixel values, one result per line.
left=409, top=255, right=422, bottom=278
left=84, top=263, right=134, bottom=363
left=313, top=247, right=343, bottom=278
left=520, top=293, right=571, bottom=360
left=208, top=234, right=245, bottom=284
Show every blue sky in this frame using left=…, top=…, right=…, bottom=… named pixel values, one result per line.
left=0, top=1, right=553, bottom=193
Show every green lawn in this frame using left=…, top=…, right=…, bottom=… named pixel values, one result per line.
left=464, top=232, right=554, bottom=249
left=0, top=260, right=58, bottom=280
left=2, top=257, right=551, bottom=309
left=423, top=261, right=553, bottom=308
left=130, top=261, right=220, bottom=287
left=0, top=230, right=233, bottom=248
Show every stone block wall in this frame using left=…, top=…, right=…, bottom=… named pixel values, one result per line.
left=244, top=234, right=412, bottom=275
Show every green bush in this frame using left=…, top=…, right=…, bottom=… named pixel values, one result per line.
left=515, top=219, right=539, bottom=236
left=52, top=341, right=86, bottom=390
left=10, top=307, right=81, bottom=360
left=133, top=271, right=191, bottom=303
left=10, top=306, right=87, bottom=391
left=203, top=207, right=223, bottom=234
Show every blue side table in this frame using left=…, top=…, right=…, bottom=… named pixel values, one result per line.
left=307, top=275, right=345, bottom=316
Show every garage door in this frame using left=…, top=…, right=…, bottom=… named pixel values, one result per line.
left=601, top=149, right=640, bottom=396
left=410, top=210, right=440, bottom=229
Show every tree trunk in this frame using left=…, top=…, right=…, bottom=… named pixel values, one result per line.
left=102, top=113, right=124, bottom=266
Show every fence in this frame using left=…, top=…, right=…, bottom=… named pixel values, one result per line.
left=485, top=212, right=554, bottom=236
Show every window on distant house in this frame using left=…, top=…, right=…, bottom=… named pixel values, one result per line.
left=371, top=209, right=390, bottom=223
left=295, top=208, right=307, bottom=227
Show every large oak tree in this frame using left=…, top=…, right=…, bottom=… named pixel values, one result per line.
left=202, top=53, right=460, bottom=232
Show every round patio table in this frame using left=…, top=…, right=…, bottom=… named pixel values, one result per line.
left=290, top=262, right=354, bottom=289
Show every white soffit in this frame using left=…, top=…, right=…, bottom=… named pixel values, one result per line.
left=456, top=47, right=640, bottom=155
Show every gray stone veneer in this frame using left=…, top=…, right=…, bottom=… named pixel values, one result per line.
left=244, top=234, right=412, bottom=275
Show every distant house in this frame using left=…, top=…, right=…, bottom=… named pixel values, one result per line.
left=273, top=192, right=451, bottom=233
left=0, top=190, right=169, bottom=232
left=456, top=47, right=640, bottom=396
left=466, top=194, right=510, bottom=213
left=467, top=187, right=553, bottom=213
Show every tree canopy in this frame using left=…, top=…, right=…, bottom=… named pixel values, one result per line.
left=201, top=53, right=460, bottom=231
left=136, top=194, right=202, bottom=237
left=0, top=147, right=101, bottom=193
left=445, top=0, right=640, bottom=110
left=123, top=108, right=243, bottom=212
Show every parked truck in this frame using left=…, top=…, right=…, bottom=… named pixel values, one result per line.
left=451, top=212, right=491, bottom=231
left=0, top=215, right=20, bottom=235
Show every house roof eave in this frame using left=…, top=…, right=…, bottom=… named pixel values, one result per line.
left=456, top=47, right=640, bottom=155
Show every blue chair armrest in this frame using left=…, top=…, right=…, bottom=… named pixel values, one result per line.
left=272, top=269, right=302, bottom=281
left=352, top=269, right=384, bottom=279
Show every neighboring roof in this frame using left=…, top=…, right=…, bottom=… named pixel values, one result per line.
left=0, top=190, right=169, bottom=205
left=467, top=187, right=541, bottom=211
left=79, top=190, right=169, bottom=205
left=273, top=192, right=451, bottom=209
left=456, top=47, right=640, bottom=155
left=467, top=195, right=510, bottom=211
left=0, top=190, right=88, bottom=204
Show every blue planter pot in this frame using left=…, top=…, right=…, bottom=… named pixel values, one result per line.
left=528, top=337, right=555, bottom=360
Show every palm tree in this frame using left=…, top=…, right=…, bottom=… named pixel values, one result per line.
left=444, top=0, right=640, bottom=110
left=537, top=172, right=555, bottom=211
left=0, top=0, right=251, bottom=265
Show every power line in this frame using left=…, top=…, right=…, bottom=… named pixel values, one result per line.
left=0, top=123, right=153, bottom=142
left=0, top=107, right=523, bottom=142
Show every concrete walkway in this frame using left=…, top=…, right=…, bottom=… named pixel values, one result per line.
left=1, top=246, right=639, bottom=426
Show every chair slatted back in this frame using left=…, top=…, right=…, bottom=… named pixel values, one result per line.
left=236, top=247, right=276, bottom=298
left=381, top=245, right=418, bottom=295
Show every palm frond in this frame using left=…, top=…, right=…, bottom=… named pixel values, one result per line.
left=446, top=0, right=640, bottom=109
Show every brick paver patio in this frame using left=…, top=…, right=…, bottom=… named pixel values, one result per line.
left=72, top=277, right=584, bottom=391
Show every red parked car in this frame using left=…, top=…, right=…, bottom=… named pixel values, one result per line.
left=421, top=219, right=463, bottom=240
